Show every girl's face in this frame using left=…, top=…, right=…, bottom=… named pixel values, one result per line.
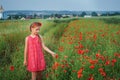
left=31, top=26, right=40, bottom=34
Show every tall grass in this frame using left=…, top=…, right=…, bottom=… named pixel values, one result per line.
left=0, top=18, right=120, bottom=80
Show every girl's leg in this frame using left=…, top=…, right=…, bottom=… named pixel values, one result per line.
left=32, top=72, right=37, bottom=80
left=37, top=71, right=42, bottom=80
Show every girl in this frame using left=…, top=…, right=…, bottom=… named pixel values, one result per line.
left=23, top=22, right=56, bottom=80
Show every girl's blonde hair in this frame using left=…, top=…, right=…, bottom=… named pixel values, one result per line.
left=30, top=22, right=42, bottom=32
left=30, top=22, right=42, bottom=42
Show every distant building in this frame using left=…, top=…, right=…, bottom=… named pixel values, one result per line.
left=20, top=17, right=26, bottom=20
left=84, top=15, right=92, bottom=18
left=0, top=5, right=4, bottom=19
left=62, top=14, right=73, bottom=18
left=97, top=13, right=101, bottom=16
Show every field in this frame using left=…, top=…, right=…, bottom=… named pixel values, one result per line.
left=0, top=17, right=120, bottom=80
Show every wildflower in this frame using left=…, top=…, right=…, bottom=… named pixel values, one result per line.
left=105, top=60, right=110, bottom=65
left=52, top=62, right=59, bottom=70
left=68, top=41, right=73, bottom=44
left=101, top=72, right=106, bottom=76
left=46, top=73, right=49, bottom=78
left=85, top=49, right=89, bottom=53
left=88, top=74, right=94, bottom=80
left=111, top=59, right=117, bottom=63
left=10, top=65, right=14, bottom=71
left=77, top=68, right=84, bottom=78
left=64, top=55, right=68, bottom=58
left=89, top=59, right=98, bottom=65
left=74, top=45, right=79, bottom=49
left=89, top=65, right=95, bottom=69
left=78, top=49, right=84, bottom=55
left=79, top=32, right=82, bottom=40
left=58, top=46, right=64, bottom=52
left=98, top=68, right=106, bottom=77
left=55, top=54, right=59, bottom=59
left=72, top=70, right=76, bottom=72
left=93, top=34, right=97, bottom=41
left=63, top=70, right=67, bottom=73
left=78, top=73, right=83, bottom=78
left=79, top=44, right=84, bottom=48
left=61, top=64, right=65, bottom=68
left=88, top=77, right=94, bottom=80
left=96, top=53, right=101, bottom=58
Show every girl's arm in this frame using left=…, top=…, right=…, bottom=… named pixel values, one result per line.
left=40, top=35, right=56, bottom=57
left=23, top=37, right=28, bottom=66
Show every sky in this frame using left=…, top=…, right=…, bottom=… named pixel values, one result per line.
left=0, top=0, right=120, bottom=11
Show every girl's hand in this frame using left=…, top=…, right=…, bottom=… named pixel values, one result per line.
left=23, top=60, right=27, bottom=66
left=51, top=53, right=56, bottom=58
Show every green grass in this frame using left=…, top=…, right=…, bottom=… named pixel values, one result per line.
left=0, top=18, right=120, bottom=80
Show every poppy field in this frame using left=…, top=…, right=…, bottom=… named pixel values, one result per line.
left=0, top=18, right=120, bottom=80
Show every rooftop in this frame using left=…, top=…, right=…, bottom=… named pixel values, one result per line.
left=0, top=5, right=4, bottom=12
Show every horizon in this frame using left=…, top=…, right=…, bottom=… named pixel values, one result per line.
left=3, top=10, right=120, bottom=12
left=1, top=0, right=120, bottom=11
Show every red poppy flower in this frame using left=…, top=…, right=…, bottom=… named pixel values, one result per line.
left=63, top=70, right=67, bottom=73
left=78, top=73, right=83, bottom=78
left=10, top=65, right=14, bottom=71
left=96, top=53, right=101, bottom=58
left=64, top=55, right=68, bottom=58
left=85, top=49, right=89, bottom=53
left=58, top=46, right=64, bottom=52
left=74, top=46, right=79, bottom=49
left=79, top=44, right=84, bottom=48
left=93, top=34, right=97, bottom=41
left=72, top=70, right=76, bottom=72
left=105, top=60, right=110, bottom=65
left=111, top=59, right=117, bottom=63
left=52, top=62, right=59, bottom=70
left=89, top=65, right=95, bottom=69
left=55, top=54, right=59, bottom=59
left=98, top=68, right=106, bottom=77
left=77, top=68, right=84, bottom=74
left=78, top=49, right=84, bottom=55
left=46, top=73, right=49, bottom=78
left=101, top=72, right=106, bottom=77
left=77, top=67, right=83, bottom=78
left=68, top=41, right=73, bottom=44
left=89, top=60, right=98, bottom=65
left=79, top=32, right=82, bottom=40
left=88, top=77, right=94, bottom=80
left=61, top=64, right=65, bottom=68
left=98, top=68, right=104, bottom=72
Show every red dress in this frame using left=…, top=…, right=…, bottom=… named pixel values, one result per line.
left=27, top=35, right=46, bottom=72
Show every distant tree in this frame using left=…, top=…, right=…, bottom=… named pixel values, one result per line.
left=91, top=12, right=98, bottom=16
left=55, top=14, right=62, bottom=18
left=78, top=14, right=81, bottom=17
left=39, top=14, right=44, bottom=19
left=81, top=12, right=87, bottom=17
left=33, top=13, right=38, bottom=19
left=106, top=12, right=110, bottom=16
left=72, top=14, right=77, bottom=17
left=62, top=15, right=69, bottom=18
left=113, top=12, right=120, bottom=16
left=101, top=13, right=107, bottom=16
left=7, top=15, right=19, bottom=20
left=51, top=14, right=55, bottom=18
left=101, top=12, right=120, bottom=16
left=14, top=15, right=19, bottom=19
left=7, top=15, right=12, bottom=20
left=44, top=15, right=50, bottom=19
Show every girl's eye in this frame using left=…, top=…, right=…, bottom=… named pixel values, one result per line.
left=36, top=29, right=40, bottom=31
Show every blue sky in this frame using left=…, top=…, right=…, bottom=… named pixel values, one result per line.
left=0, top=0, right=120, bottom=11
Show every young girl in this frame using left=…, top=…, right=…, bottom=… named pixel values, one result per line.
left=23, top=22, right=56, bottom=80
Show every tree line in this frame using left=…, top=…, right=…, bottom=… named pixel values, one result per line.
left=6, top=11, right=120, bottom=20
